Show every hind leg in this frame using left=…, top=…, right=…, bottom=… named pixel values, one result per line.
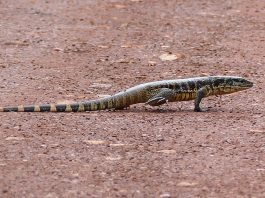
left=146, top=88, right=175, bottom=106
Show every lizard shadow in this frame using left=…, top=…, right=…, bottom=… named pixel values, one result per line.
left=107, top=106, right=221, bottom=114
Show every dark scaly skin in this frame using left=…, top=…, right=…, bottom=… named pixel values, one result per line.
left=0, top=76, right=253, bottom=112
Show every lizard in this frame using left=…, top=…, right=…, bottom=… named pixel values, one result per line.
left=0, top=76, right=253, bottom=112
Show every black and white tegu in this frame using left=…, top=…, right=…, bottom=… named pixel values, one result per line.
left=0, top=76, right=253, bottom=112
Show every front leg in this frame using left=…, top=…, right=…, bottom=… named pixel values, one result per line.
left=194, top=87, right=211, bottom=112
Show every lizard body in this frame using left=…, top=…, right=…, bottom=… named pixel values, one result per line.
left=0, top=76, right=253, bottom=112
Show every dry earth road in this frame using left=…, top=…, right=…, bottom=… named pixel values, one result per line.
left=0, top=0, right=265, bottom=197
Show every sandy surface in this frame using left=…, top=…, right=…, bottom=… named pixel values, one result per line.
left=0, top=0, right=265, bottom=197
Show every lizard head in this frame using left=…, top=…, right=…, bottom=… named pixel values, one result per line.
left=210, top=76, right=253, bottom=95
left=226, top=76, right=253, bottom=90
left=213, top=76, right=253, bottom=94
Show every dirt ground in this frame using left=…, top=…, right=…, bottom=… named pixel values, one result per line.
left=0, top=0, right=265, bottom=197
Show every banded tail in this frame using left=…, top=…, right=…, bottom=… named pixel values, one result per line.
left=0, top=84, right=145, bottom=112
left=0, top=96, right=128, bottom=112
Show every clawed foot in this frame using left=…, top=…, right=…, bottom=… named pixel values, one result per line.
left=194, top=107, right=202, bottom=112
left=146, top=97, right=167, bottom=106
left=194, top=107, right=211, bottom=112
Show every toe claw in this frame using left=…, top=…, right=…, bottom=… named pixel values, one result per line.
left=194, top=107, right=202, bottom=112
